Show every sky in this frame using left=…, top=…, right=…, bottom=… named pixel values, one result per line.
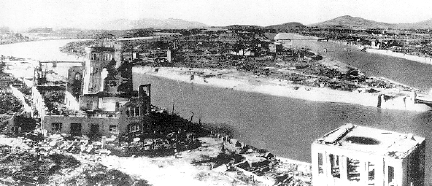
left=1, top=0, right=432, bottom=30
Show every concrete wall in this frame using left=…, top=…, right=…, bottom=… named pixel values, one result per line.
left=31, top=86, right=46, bottom=119
left=79, top=95, right=129, bottom=112
left=311, top=143, right=411, bottom=186
left=98, top=97, right=128, bottom=112
left=138, top=84, right=151, bottom=115
left=401, top=141, right=426, bottom=186
left=43, top=115, right=120, bottom=136
left=66, top=66, right=83, bottom=98
left=378, top=93, right=430, bottom=112
left=83, top=47, right=114, bottom=94
left=64, top=91, right=79, bottom=111
left=79, top=95, right=99, bottom=110
left=43, top=101, right=154, bottom=136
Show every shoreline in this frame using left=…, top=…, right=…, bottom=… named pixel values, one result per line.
left=366, top=48, right=432, bottom=65
left=327, top=39, right=432, bottom=65
left=133, top=66, right=431, bottom=112
left=0, top=60, right=313, bottom=185
left=0, top=131, right=312, bottom=185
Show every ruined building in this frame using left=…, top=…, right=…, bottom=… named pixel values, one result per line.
left=312, top=124, right=425, bottom=186
left=32, top=42, right=153, bottom=137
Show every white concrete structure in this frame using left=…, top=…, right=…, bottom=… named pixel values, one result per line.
left=312, top=124, right=425, bottom=186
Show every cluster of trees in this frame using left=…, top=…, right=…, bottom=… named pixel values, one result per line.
left=43, top=91, right=65, bottom=114
left=0, top=92, right=22, bottom=114
left=59, top=40, right=99, bottom=57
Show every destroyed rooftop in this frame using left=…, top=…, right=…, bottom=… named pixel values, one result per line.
left=315, top=124, right=425, bottom=159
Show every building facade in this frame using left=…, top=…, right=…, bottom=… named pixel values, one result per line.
left=33, top=42, right=153, bottom=137
left=312, top=124, right=425, bottom=186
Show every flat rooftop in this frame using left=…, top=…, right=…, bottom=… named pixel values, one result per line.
left=314, top=123, right=425, bottom=159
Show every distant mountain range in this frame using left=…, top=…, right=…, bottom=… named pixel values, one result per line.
left=219, top=22, right=307, bottom=31
left=308, top=15, right=432, bottom=29
left=220, top=15, right=432, bottom=31
left=93, top=18, right=208, bottom=30
left=79, top=16, right=432, bottom=30
left=14, top=15, right=432, bottom=31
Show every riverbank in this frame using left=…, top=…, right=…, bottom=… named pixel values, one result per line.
left=0, top=55, right=313, bottom=185
left=101, top=136, right=311, bottom=186
left=326, top=39, right=432, bottom=66
left=0, top=131, right=312, bottom=185
left=366, top=48, right=432, bottom=65
left=134, top=66, right=431, bottom=112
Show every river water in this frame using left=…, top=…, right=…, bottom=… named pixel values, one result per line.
left=1, top=39, right=432, bottom=184
left=291, top=40, right=432, bottom=92
left=0, top=39, right=85, bottom=61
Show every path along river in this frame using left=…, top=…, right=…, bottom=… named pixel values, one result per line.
left=1, top=39, right=432, bottom=184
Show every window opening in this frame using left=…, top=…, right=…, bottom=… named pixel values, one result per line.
left=388, top=166, right=394, bottom=185
left=330, top=154, right=340, bottom=178
left=368, top=162, right=375, bottom=185
left=318, top=153, right=324, bottom=174
left=52, top=123, right=62, bottom=132
left=347, top=157, right=361, bottom=182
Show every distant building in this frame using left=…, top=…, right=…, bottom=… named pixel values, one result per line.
left=0, top=73, right=15, bottom=87
left=269, top=42, right=283, bottom=53
left=153, top=32, right=182, bottom=38
left=123, top=49, right=172, bottom=63
left=312, top=124, right=425, bottom=186
left=27, top=27, right=53, bottom=33
left=371, top=39, right=380, bottom=49
left=274, top=33, right=295, bottom=47
left=230, top=49, right=254, bottom=56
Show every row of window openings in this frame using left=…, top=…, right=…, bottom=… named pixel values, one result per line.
left=51, top=123, right=118, bottom=133
left=317, top=153, right=395, bottom=185
left=125, top=107, right=140, bottom=117
left=129, top=124, right=140, bottom=133
left=91, top=53, right=112, bottom=61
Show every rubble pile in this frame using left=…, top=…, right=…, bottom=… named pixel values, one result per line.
left=61, top=164, right=151, bottom=186
left=115, top=132, right=202, bottom=157
left=0, top=144, right=80, bottom=185
left=0, top=134, right=152, bottom=185
left=193, top=135, right=312, bottom=186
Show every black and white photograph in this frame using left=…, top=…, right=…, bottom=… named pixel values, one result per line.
left=0, top=0, right=431, bottom=185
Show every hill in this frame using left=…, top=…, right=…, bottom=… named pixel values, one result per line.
left=309, top=15, right=394, bottom=29
left=265, top=22, right=306, bottom=30
left=396, top=19, right=432, bottom=29
left=94, top=18, right=208, bottom=30
left=222, top=25, right=263, bottom=30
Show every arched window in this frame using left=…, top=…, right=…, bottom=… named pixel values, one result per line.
left=74, top=73, right=81, bottom=81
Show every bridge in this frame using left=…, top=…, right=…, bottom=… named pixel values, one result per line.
left=415, top=94, right=432, bottom=107
left=39, top=61, right=84, bottom=64
left=39, top=61, right=84, bottom=67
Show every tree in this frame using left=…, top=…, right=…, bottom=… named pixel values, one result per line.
left=0, top=60, right=5, bottom=73
left=0, top=92, right=23, bottom=114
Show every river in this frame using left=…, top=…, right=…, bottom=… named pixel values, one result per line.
left=291, top=40, right=432, bottom=92
left=1, top=39, right=432, bottom=184
left=0, top=39, right=85, bottom=61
